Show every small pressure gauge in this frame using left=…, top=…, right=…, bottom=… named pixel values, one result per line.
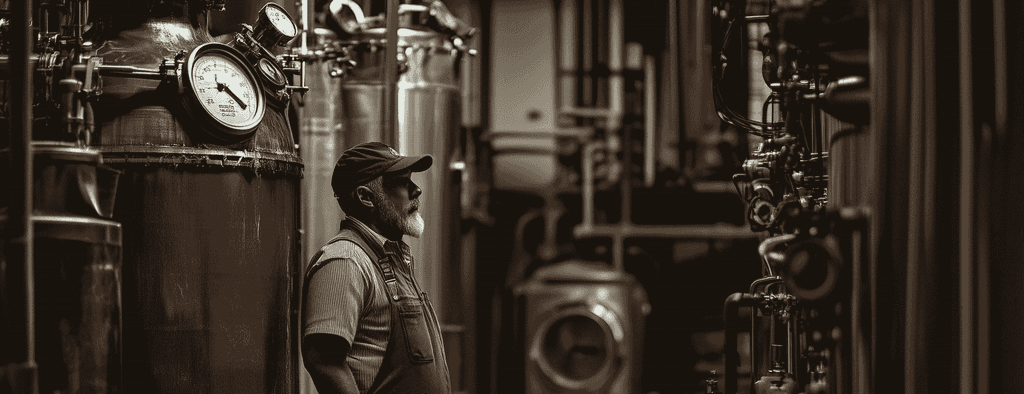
left=257, top=57, right=288, bottom=90
left=253, top=2, right=298, bottom=49
left=180, top=43, right=266, bottom=142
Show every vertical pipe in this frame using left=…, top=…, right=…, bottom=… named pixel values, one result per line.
left=906, top=1, right=936, bottom=393
left=582, top=144, right=595, bottom=227
left=786, top=316, right=794, bottom=375
left=559, top=0, right=577, bottom=114
left=383, top=0, right=400, bottom=147
left=644, top=55, right=656, bottom=188
left=581, top=0, right=593, bottom=107
left=852, top=228, right=867, bottom=394
left=608, top=0, right=623, bottom=132
left=984, top=1, right=1004, bottom=392
left=662, top=0, right=681, bottom=171
left=958, top=0, right=976, bottom=393
left=609, top=0, right=626, bottom=273
left=300, top=0, right=311, bottom=54
left=750, top=303, right=757, bottom=393
left=10, top=0, right=37, bottom=392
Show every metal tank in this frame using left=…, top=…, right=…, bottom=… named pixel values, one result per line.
left=87, top=3, right=301, bottom=393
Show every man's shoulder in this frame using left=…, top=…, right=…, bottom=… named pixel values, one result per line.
left=319, top=233, right=373, bottom=263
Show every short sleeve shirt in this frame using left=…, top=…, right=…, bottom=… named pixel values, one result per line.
left=303, top=218, right=413, bottom=392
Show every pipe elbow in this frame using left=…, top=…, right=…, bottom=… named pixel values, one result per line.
left=723, top=292, right=761, bottom=318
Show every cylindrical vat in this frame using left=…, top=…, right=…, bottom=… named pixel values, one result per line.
left=90, top=14, right=301, bottom=394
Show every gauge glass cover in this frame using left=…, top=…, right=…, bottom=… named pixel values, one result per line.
left=190, top=51, right=262, bottom=129
left=265, top=3, right=296, bottom=37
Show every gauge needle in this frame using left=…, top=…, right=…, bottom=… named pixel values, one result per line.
left=215, top=74, right=248, bottom=110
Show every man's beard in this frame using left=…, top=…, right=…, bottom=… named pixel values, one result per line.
left=374, top=195, right=425, bottom=238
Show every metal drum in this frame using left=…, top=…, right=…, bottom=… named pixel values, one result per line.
left=90, top=14, right=301, bottom=394
left=334, top=23, right=467, bottom=386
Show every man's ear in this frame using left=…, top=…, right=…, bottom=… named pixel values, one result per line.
left=354, top=185, right=375, bottom=208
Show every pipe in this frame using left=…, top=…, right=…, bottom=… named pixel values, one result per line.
left=382, top=0, right=399, bottom=148
left=958, top=1, right=977, bottom=394
left=10, top=0, right=37, bottom=392
left=573, top=223, right=756, bottom=240
left=558, top=0, right=577, bottom=112
left=749, top=276, right=782, bottom=295
left=787, top=314, right=794, bottom=375
left=758, top=233, right=797, bottom=277
left=300, top=0, right=311, bottom=53
left=608, top=0, right=623, bottom=132
left=581, top=143, right=595, bottom=228
left=644, top=55, right=656, bottom=188
left=724, top=292, right=762, bottom=394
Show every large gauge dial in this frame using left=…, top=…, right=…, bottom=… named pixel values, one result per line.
left=181, top=43, right=266, bottom=142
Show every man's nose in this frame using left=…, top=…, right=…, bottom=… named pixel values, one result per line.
left=410, top=183, right=422, bottom=199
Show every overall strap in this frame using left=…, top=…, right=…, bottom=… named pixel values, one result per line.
left=337, top=220, right=401, bottom=301
left=301, top=223, right=404, bottom=338
left=303, top=220, right=401, bottom=300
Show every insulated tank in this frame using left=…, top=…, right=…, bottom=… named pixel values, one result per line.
left=89, top=4, right=301, bottom=393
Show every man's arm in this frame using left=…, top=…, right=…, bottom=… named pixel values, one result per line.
left=303, top=256, right=371, bottom=394
left=302, top=333, right=360, bottom=394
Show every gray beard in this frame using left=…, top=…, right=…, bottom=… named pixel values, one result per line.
left=375, top=196, right=425, bottom=238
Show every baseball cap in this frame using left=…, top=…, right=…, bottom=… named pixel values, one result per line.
left=331, top=142, right=433, bottom=196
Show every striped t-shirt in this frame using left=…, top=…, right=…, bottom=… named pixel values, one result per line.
left=303, top=218, right=414, bottom=392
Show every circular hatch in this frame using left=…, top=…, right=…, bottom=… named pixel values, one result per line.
left=530, top=303, right=625, bottom=391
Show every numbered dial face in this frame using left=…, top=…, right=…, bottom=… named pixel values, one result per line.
left=190, top=52, right=261, bottom=129
left=264, top=3, right=296, bottom=37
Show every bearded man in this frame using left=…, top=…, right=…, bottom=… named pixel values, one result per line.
left=302, top=142, right=451, bottom=394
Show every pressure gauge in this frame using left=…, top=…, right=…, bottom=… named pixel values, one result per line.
left=180, top=43, right=266, bottom=142
left=253, top=2, right=298, bottom=48
left=257, top=57, right=288, bottom=90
